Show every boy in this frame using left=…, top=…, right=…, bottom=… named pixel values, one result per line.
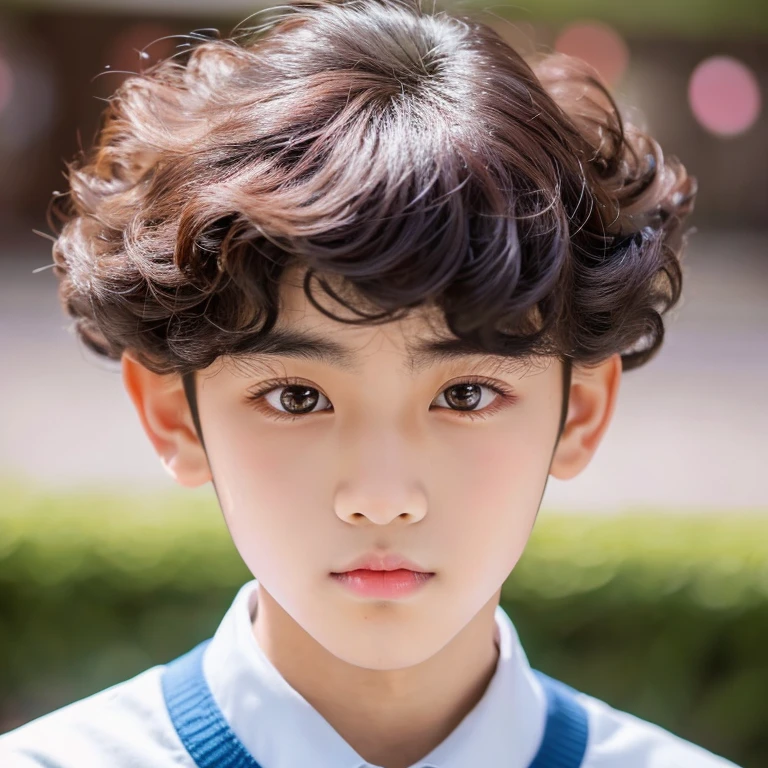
left=1, top=0, right=737, bottom=765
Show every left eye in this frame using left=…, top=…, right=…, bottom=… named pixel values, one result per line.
left=433, top=382, right=500, bottom=412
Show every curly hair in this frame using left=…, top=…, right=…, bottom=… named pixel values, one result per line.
left=47, top=0, right=697, bottom=441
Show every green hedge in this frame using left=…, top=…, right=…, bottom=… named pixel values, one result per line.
left=1, top=478, right=766, bottom=767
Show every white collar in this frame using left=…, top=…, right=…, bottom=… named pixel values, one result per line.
left=202, top=579, right=546, bottom=768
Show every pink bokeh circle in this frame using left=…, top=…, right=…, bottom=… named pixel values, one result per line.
left=554, top=21, right=629, bottom=87
left=688, top=56, right=762, bottom=137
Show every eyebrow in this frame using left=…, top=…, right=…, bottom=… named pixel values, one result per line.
left=228, top=327, right=532, bottom=378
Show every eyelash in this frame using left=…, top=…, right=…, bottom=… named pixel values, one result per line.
left=244, top=376, right=517, bottom=423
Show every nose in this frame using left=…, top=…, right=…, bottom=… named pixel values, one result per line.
left=333, top=429, right=428, bottom=525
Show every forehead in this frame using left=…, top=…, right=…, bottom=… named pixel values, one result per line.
left=276, top=268, right=445, bottom=361
left=218, top=266, right=548, bottom=380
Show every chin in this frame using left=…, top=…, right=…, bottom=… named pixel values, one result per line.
left=329, top=642, right=439, bottom=671
left=316, top=617, right=447, bottom=670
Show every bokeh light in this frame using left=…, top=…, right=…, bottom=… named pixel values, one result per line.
left=688, top=56, right=762, bottom=137
left=554, top=21, right=629, bottom=87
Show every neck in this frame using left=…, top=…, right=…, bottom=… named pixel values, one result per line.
left=252, top=583, right=502, bottom=768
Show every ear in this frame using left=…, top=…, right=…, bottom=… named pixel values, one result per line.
left=549, top=353, right=622, bottom=481
left=121, top=351, right=212, bottom=488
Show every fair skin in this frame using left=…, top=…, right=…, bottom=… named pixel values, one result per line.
left=122, top=266, right=621, bottom=768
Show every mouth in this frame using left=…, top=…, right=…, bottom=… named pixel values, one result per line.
left=330, top=569, right=435, bottom=599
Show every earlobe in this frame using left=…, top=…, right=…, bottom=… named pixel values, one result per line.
left=549, top=353, right=621, bottom=481
left=121, top=351, right=212, bottom=488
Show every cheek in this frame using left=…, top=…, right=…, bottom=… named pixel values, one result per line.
left=439, top=416, right=552, bottom=513
left=204, top=414, right=335, bottom=573
left=431, top=416, right=554, bottom=574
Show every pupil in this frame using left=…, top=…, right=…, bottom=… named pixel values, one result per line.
left=447, top=384, right=481, bottom=410
left=281, top=386, right=318, bottom=413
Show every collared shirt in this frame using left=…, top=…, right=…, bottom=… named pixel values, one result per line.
left=0, top=579, right=740, bottom=767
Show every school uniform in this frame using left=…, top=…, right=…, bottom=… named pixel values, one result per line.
left=0, top=578, right=740, bottom=768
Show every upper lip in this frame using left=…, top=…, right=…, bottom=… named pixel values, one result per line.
left=332, top=552, right=434, bottom=574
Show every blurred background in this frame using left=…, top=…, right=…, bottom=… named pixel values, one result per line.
left=0, top=0, right=766, bottom=508
left=0, top=0, right=766, bottom=765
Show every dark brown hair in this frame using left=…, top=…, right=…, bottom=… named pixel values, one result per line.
left=47, top=0, right=697, bottom=443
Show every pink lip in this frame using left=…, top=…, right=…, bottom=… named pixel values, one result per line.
left=333, top=552, right=433, bottom=574
left=331, top=569, right=435, bottom=599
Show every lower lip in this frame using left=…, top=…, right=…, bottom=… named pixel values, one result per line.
left=331, top=569, right=435, bottom=599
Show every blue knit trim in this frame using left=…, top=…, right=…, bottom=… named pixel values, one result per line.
left=161, top=639, right=263, bottom=768
left=529, top=670, right=589, bottom=768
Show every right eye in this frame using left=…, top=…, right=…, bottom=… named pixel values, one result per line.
left=245, top=378, right=332, bottom=421
left=263, top=383, right=331, bottom=416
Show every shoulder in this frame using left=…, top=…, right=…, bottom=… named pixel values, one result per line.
left=576, top=689, right=741, bottom=768
left=0, top=664, right=192, bottom=768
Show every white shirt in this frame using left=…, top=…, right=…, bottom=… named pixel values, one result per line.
left=0, top=579, right=740, bottom=767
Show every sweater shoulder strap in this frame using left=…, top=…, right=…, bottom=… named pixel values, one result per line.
left=528, top=669, right=590, bottom=768
left=161, top=639, right=263, bottom=768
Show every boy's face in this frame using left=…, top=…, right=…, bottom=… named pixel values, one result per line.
left=123, top=266, right=620, bottom=671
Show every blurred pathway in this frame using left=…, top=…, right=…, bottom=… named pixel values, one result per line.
left=1, top=226, right=766, bottom=511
